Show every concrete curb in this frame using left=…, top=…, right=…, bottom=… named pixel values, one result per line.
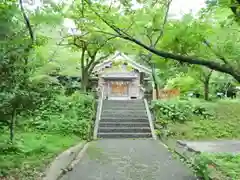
left=176, top=140, right=230, bottom=180
left=43, top=141, right=89, bottom=180
left=161, top=138, right=230, bottom=180
left=144, top=99, right=157, bottom=140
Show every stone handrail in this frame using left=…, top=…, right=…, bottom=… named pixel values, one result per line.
left=143, top=99, right=157, bottom=140
left=93, top=85, right=105, bottom=139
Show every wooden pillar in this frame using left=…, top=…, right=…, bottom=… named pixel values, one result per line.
left=107, top=81, right=110, bottom=97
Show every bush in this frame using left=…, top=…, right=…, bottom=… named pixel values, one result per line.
left=152, top=99, right=240, bottom=140
left=151, top=99, right=212, bottom=125
left=19, top=92, right=96, bottom=140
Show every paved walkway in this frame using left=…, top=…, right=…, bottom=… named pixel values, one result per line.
left=61, top=139, right=197, bottom=180
left=178, top=140, right=240, bottom=153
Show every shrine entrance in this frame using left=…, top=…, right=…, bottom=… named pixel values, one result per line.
left=107, top=80, right=130, bottom=100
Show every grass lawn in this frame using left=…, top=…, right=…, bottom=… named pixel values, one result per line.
left=167, top=99, right=240, bottom=140
left=0, top=130, right=81, bottom=179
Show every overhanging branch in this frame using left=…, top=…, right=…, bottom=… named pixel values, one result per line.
left=88, top=54, right=111, bottom=74
left=202, top=39, right=229, bottom=65
left=19, top=0, right=34, bottom=44
left=153, top=0, right=172, bottom=47
left=86, top=0, right=240, bottom=82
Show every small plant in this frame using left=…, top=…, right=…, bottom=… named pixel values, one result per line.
left=151, top=100, right=193, bottom=123
left=194, top=155, right=212, bottom=180
left=152, top=99, right=212, bottom=125
left=192, top=106, right=213, bottom=119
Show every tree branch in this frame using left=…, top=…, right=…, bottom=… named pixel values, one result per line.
left=122, top=35, right=238, bottom=76
left=19, top=0, right=34, bottom=44
left=86, top=0, right=240, bottom=82
left=88, top=54, right=111, bottom=74
left=202, top=39, right=229, bottom=64
left=86, top=35, right=116, bottom=64
left=96, top=36, right=116, bottom=51
left=153, top=0, right=172, bottom=47
left=230, top=0, right=240, bottom=18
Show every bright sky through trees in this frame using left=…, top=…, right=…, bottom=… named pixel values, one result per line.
left=63, top=0, right=206, bottom=28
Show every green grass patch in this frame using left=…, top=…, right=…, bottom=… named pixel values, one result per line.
left=0, top=131, right=81, bottom=179
left=153, top=99, right=240, bottom=140
left=0, top=92, right=95, bottom=179
left=203, top=153, right=240, bottom=180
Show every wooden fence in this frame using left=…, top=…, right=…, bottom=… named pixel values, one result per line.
left=152, top=89, right=180, bottom=100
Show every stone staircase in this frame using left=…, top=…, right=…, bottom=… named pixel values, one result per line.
left=97, top=100, right=153, bottom=138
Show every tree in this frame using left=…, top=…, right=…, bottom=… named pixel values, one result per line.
left=190, top=67, right=213, bottom=100
left=207, top=0, right=240, bottom=22
left=63, top=1, right=116, bottom=91
left=84, top=0, right=240, bottom=82
left=0, top=0, right=64, bottom=142
left=133, top=0, right=172, bottom=98
left=0, top=0, right=34, bottom=142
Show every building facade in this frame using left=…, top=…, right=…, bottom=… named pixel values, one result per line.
left=92, top=52, right=151, bottom=100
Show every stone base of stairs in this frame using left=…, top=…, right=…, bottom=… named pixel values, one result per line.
left=97, top=132, right=152, bottom=138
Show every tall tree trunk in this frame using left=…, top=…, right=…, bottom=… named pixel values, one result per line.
left=81, top=48, right=86, bottom=92
left=10, top=108, right=16, bottom=143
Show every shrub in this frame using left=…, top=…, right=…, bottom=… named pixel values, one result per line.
left=19, top=92, right=96, bottom=140
left=151, top=99, right=213, bottom=126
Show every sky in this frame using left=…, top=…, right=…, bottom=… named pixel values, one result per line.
left=64, top=0, right=206, bottom=28
left=23, top=0, right=206, bottom=28
left=169, top=0, right=206, bottom=18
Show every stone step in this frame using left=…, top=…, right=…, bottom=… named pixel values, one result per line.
left=103, top=103, right=145, bottom=107
left=102, top=107, right=146, bottom=111
left=103, top=100, right=143, bottom=104
left=101, top=113, right=148, bottom=118
left=100, top=118, right=149, bottom=123
left=103, top=102, right=145, bottom=105
left=101, top=115, right=148, bottom=119
left=103, top=104, right=145, bottom=108
left=102, top=109, right=147, bottom=114
left=99, top=122, right=150, bottom=128
left=98, top=127, right=151, bottom=133
left=101, top=114, right=148, bottom=117
left=97, top=132, right=152, bottom=138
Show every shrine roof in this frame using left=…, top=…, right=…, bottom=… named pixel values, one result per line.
left=93, top=51, right=151, bottom=75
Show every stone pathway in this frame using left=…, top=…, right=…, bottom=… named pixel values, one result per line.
left=60, top=139, right=197, bottom=180
left=178, top=140, right=240, bottom=153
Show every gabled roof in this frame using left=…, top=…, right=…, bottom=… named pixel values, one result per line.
left=93, top=51, right=152, bottom=74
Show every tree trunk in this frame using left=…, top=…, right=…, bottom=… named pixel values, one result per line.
left=81, top=70, right=89, bottom=92
left=204, top=80, right=210, bottom=101
left=151, top=64, right=159, bottom=99
left=10, top=108, right=16, bottom=143
left=203, top=70, right=213, bottom=101
left=81, top=48, right=86, bottom=92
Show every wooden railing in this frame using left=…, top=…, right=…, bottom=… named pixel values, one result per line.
left=153, top=89, right=180, bottom=100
